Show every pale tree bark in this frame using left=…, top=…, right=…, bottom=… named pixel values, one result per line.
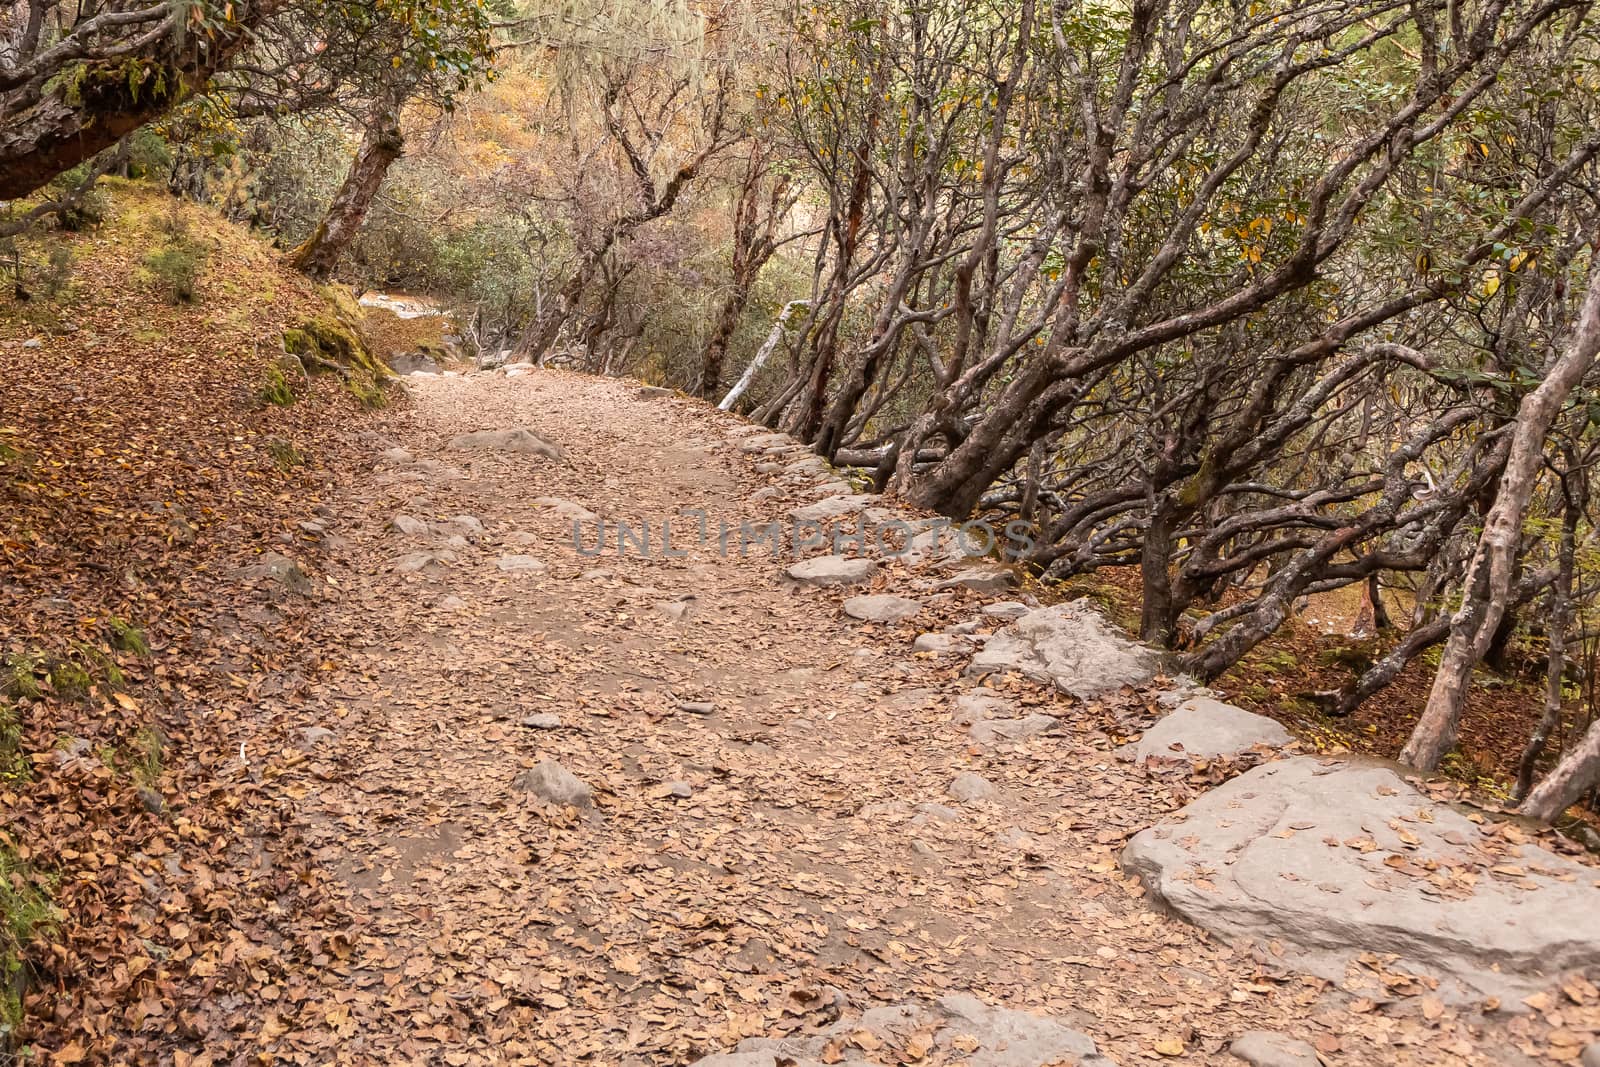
left=1522, top=720, right=1600, bottom=822
left=286, top=105, right=404, bottom=282
left=1401, top=261, right=1600, bottom=771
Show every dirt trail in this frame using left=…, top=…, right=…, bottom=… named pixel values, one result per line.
left=232, top=369, right=1534, bottom=1065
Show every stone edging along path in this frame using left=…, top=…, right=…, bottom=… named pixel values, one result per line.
left=687, top=403, right=1600, bottom=1065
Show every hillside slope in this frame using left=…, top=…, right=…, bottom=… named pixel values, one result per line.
left=0, top=181, right=395, bottom=1060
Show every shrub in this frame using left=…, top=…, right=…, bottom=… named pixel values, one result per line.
left=143, top=239, right=207, bottom=303
left=36, top=246, right=74, bottom=301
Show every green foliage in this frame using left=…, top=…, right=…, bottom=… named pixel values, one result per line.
left=36, top=245, right=75, bottom=300
left=258, top=364, right=296, bottom=406
left=50, top=167, right=108, bottom=232
left=46, top=660, right=92, bottom=702
left=266, top=436, right=305, bottom=470
left=107, top=619, right=149, bottom=658
left=0, top=704, right=27, bottom=784
left=120, top=727, right=164, bottom=788
left=0, top=846, right=57, bottom=1043
left=347, top=375, right=389, bottom=409
left=142, top=238, right=208, bottom=303
left=1, top=655, right=41, bottom=703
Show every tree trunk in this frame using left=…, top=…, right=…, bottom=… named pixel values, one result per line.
left=696, top=287, right=745, bottom=398
left=1515, top=476, right=1581, bottom=801
left=1401, top=263, right=1600, bottom=771
left=0, top=6, right=275, bottom=200
left=1139, top=497, right=1179, bottom=644
left=286, top=109, right=404, bottom=282
left=1521, top=720, right=1600, bottom=822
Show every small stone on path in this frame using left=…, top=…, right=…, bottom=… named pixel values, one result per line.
left=913, top=632, right=971, bottom=654
left=937, top=565, right=1017, bottom=593
left=520, top=714, right=562, bottom=730
left=969, top=714, right=1056, bottom=745
left=842, top=594, right=922, bottom=623
left=516, top=759, right=592, bottom=808
left=948, top=772, right=1000, bottom=804
left=449, top=427, right=565, bottom=460
left=391, top=514, right=430, bottom=536
left=496, top=554, right=547, bottom=573
left=393, top=550, right=455, bottom=575
left=1228, top=1031, right=1320, bottom=1067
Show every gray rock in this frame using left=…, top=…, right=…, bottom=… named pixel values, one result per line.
left=678, top=701, right=717, bottom=716
left=842, top=594, right=922, bottom=624
left=240, top=552, right=312, bottom=593
left=437, top=595, right=468, bottom=611
left=394, top=549, right=456, bottom=574
left=754, top=462, right=782, bottom=474
left=136, top=787, right=165, bottom=815
left=448, top=428, right=566, bottom=460
left=937, top=566, right=1017, bottom=594
left=790, top=494, right=876, bottom=523
left=532, top=496, right=599, bottom=524
left=913, top=632, right=972, bottom=655
left=300, top=726, right=336, bottom=747
left=389, top=351, right=441, bottom=375
left=954, top=689, right=1013, bottom=724
left=707, top=994, right=1111, bottom=1067
left=913, top=802, right=961, bottom=823
left=378, top=446, right=415, bottom=466
left=969, top=714, right=1056, bottom=745
left=1123, top=756, right=1600, bottom=1004
left=496, top=554, right=547, bottom=574
left=786, top=555, right=878, bottom=587
left=656, top=597, right=697, bottom=622
left=749, top=487, right=782, bottom=502
left=949, top=772, right=1000, bottom=804
left=22, top=338, right=42, bottom=349
left=520, top=714, right=562, bottom=730
left=666, top=780, right=693, bottom=798
left=1132, top=697, right=1292, bottom=761
left=739, top=432, right=795, bottom=453
left=439, top=514, right=484, bottom=537
left=969, top=599, right=1160, bottom=699
left=516, top=759, right=592, bottom=808
left=638, top=385, right=673, bottom=398
left=1229, top=1031, right=1320, bottom=1067
left=981, top=601, right=1030, bottom=620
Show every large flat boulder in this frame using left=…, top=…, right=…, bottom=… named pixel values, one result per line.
left=692, top=994, right=1111, bottom=1067
left=968, top=600, right=1160, bottom=699
left=1123, top=757, right=1600, bottom=1004
left=1130, top=697, right=1292, bottom=761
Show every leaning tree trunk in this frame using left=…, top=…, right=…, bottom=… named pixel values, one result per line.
left=1522, top=719, right=1600, bottom=822
left=1401, top=263, right=1600, bottom=771
left=286, top=108, right=404, bottom=282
